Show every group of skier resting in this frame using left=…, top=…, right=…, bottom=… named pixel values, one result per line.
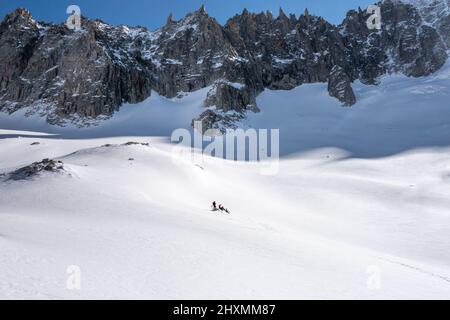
left=211, top=201, right=230, bottom=214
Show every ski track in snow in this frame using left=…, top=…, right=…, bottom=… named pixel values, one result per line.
left=378, top=256, right=450, bottom=284
left=1, top=60, right=450, bottom=299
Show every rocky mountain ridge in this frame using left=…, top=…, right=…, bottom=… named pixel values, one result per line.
left=0, top=0, right=448, bottom=131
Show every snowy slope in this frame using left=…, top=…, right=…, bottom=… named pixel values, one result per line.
left=0, top=87, right=209, bottom=139
left=1, top=60, right=450, bottom=299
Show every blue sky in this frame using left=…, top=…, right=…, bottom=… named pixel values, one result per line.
left=1, top=0, right=375, bottom=29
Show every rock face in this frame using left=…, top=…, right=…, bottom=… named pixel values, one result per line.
left=407, top=0, right=450, bottom=47
left=0, top=1, right=449, bottom=129
left=340, top=0, right=448, bottom=84
left=0, top=9, right=153, bottom=124
left=328, top=66, right=356, bottom=106
left=203, top=82, right=257, bottom=112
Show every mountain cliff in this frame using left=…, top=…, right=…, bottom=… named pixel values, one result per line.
left=0, top=0, right=448, bottom=130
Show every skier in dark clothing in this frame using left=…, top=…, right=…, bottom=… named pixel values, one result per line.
left=212, top=202, right=230, bottom=214
left=218, top=204, right=230, bottom=214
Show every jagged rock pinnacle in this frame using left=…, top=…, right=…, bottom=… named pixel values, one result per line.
left=13, top=7, right=32, bottom=17
left=3, top=7, right=33, bottom=24
left=166, top=12, right=174, bottom=25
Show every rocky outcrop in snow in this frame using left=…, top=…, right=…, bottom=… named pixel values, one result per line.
left=328, top=66, right=356, bottom=106
left=203, top=81, right=257, bottom=112
left=0, top=1, right=449, bottom=130
left=5, top=158, right=65, bottom=181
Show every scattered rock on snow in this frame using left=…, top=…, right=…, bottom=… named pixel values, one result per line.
left=101, top=142, right=150, bottom=148
left=123, top=142, right=150, bottom=147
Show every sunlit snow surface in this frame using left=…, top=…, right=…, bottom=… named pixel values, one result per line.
left=1, top=60, right=450, bottom=299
